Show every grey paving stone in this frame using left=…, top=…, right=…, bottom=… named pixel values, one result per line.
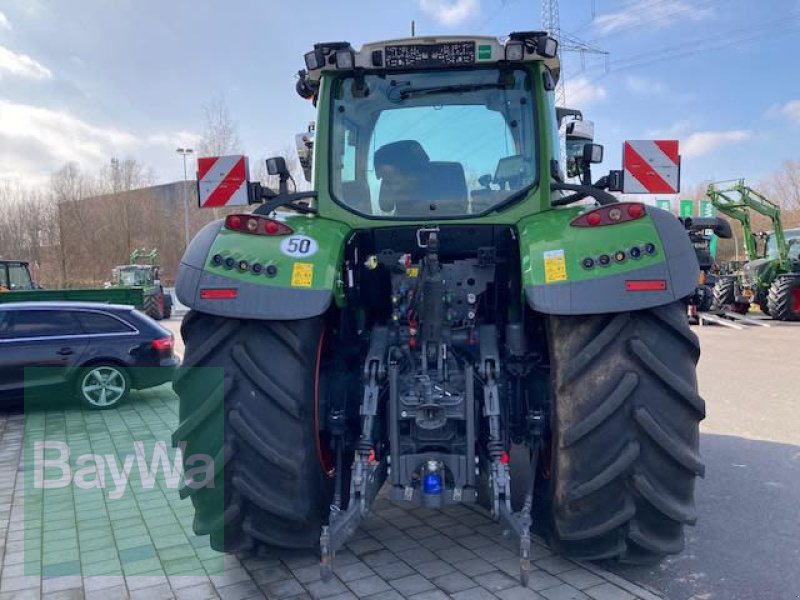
left=249, top=564, right=292, bottom=585
left=394, top=547, right=437, bottom=566
left=432, top=570, right=476, bottom=594
left=526, top=571, right=565, bottom=592
left=412, top=558, right=455, bottom=580
left=407, top=591, right=451, bottom=600
left=345, top=575, right=392, bottom=598
left=435, top=544, right=477, bottom=563
left=539, top=583, right=590, bottom=600
left=455, top=557, right=497, bottom=577
left=534, top=557, right=576, bottom=576
left=210, top=568, right=254, bottom=588
left=496, top=586, right=546, bottom=600
left=85, top=584, right=130, bottom=600
left=41, top=576, right=81, bottom=594
left=0, top=575, right=39, bottom=592
left=360, top=550, right=398, bottom=569
left=475, top=544, right=517, bottom=564
left=215, top=579, right=263, bottom=599
left=303, top=576, right=349, bottom=599
left=418, top=535, right=454, bottom=551
left=457, top=534, right=497, bottom=550
left=335, top=562, right=375, bottom=583
left=347, top=538, right=384, bottom=557
left=370, top=561, right=415, bottom=581
left=129, top=582, right=175, bottom=599
left=387, top=573, right=434, bottom=596
left=323, top=593, right=358, bottom=600
left=292, top=563, right=325, bottom=584
left=451, top=587, right=498, bottom=599
left=174, top=582, right=220, bottom=599
left=583, top=583, right=636, bottom=600
left=85, top=575, right=126, bottom=591
left=42, top=590, right=84, bottom=600
left=556, top=570, right=605, bottom=591
left=474, top=570, right=519, bottom=592
left=259, top=578, right=305, bottom=598
left=380, top=536, right=420, bottom=553
left=361, top=591, right=403, bottom=600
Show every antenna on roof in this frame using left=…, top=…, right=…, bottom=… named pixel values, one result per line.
left=411, top=20, right=416, bottom=37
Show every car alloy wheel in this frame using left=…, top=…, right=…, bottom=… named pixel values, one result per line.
left=80, top=366, right=128, bottom=408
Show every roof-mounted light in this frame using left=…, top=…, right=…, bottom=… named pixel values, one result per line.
left=508, top=31, right=558, bottom=59
left=304, top=49, right=324, bottom=71
left=537, top=36, right=559, bottom=59
left=504, top=41, right=524, bottom=61
left=335, top=49, right=354, bottom=69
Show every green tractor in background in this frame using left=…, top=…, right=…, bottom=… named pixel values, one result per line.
left=109, top=249, right=173, bottom=320
left=0, top=260, right=36, bottom=292
left=707, top=180, right=800, bottom=320
left=173, top=32, right=704, bottom=581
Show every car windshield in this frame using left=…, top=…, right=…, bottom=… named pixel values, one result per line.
left=765, top=229, right=800, bottom=259
left=330, top=67, right=536, bottom=218
left=6, top=264, right=32, bottom=290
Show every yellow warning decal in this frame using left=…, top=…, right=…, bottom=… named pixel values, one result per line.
left=406, top=267, right=419, bottom=278
left=291, top=262, right=314, bottom=288
left=543, top=249, right=567, bottom=283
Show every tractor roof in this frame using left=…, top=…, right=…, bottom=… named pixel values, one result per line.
left=301, top=31, right=560, bottom=84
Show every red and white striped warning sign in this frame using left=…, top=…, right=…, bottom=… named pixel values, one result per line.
left=622, top=140, right=680, bottom=194
left=197, top=155, right=250, bottom=208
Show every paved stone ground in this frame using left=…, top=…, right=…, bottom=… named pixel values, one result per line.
left=0, top=389, right=660, bottom=600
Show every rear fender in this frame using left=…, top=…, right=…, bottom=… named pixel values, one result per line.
left=176, top=216, right=350, bottom=320
left=519, top=206, right=699, bottom=315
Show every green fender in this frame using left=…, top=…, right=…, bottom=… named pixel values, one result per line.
left=519, top=206, right=699, bottom=314
left=175, top=215, right=351, bottom=320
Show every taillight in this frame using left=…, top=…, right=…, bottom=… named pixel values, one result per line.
left=571, top=203, right=647, bottom=227
left=152, top=336, right=174, bottom=355
left=225, top=214, right=293, bottom=236
left=200, top=288, right=238, bottom=300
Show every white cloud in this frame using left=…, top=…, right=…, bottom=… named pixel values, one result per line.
left=0, top=11, right=11, bottom=30
left=594, top=0, right=712, bottom=35
left=0, top=45, right=52, bottom=80
left=624, top=75, right=666, bottom=96
left=418, top=0, right=479, bottom=26
left=0, top=100, right=198, bottom=184
left=564, top=77, right=607, bottom=107
left=682, top=130, right=751, bottom=157
left=767, top=100, right=800, bottom=123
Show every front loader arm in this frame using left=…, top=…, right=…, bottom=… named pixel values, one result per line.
left=707, top=180, right=788, bottom=266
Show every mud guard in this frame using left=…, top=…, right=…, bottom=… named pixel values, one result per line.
left=520, top=206, right=699, bottom=315
left=176, top=218, right=349, bottom=320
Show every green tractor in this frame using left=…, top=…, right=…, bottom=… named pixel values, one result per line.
left=707, top=180, right=800, bottom=320
left=173, top=33, right=704, bottom=580
left=110, top=249, right=173, bottom=320
left=0, top=260, right=36, bottom=291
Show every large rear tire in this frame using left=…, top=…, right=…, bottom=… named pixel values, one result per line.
left=172, top=311, right=333, bottom=552
left=546, top=302, right=705, bottom=563
left=143, top=292, right=164, bottom=320
left=711, top=276, right=735, bottom=310
left=767, top=275, right=800, bottom=321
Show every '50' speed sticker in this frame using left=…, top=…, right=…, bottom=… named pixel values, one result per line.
left=280, top=235, right=318, bottom=258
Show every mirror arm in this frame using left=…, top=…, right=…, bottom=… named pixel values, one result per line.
left=551, top=178, right=617, bottom=207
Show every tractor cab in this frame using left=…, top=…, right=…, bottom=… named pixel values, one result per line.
left=0, top=260, right=36, bottom=291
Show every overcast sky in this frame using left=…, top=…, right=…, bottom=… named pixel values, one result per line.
left=0, top=0, right=798, bottom=191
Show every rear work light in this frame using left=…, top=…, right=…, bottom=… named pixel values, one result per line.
left=225, top=214, right=293, bottom=236
left=571, top=202, right=647, bottom=227
left=200, top=288, right=239, bottom=300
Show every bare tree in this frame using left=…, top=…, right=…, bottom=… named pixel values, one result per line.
left=197, top=95, right=242, bottom=157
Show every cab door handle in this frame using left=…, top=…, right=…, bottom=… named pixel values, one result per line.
left=56, top=348, right=74, bottom=356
